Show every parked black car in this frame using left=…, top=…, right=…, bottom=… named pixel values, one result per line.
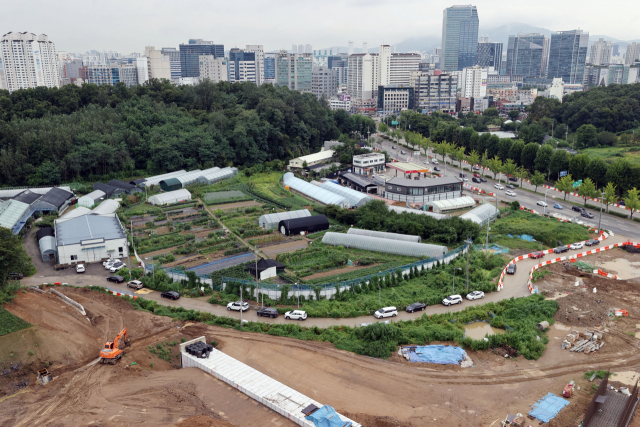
left=479, top=177, right=487, bottom=182
left=581, top=211, right=594, bottom=219
left=506, top=264, right=517, bottom=274
left=508, top=177, right=517, bottom=182
left=8, top=272, right=24, bottom=280
left=257, top=307, right=279, bottom=318
left=406, top=302, right=426, bottom=313
left=506, top=184, right=515, bottom=189
left=161, top=291, right=180, bottom=300
left=472, top=177, right=481, bottom=183
left=434, top=167, right=441, bottom=171
left=585, top=239, right=600, bottom=246
left=553, top=246, right=569, bottom=254
left=572, top=206, right=584, bottom=212
left=106, top=275, right=124, bottom=283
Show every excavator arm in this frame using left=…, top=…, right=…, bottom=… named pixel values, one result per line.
left=113, top=327, right=130, bottom=350
left=99, top=328, right=130, bottom=364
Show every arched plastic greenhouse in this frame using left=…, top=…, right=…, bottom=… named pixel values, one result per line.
left=347, top=227, right=421, bottom=243
left=90, top=199, right=120, bottom=215
left=428, top=196, right=476, bottom=213
left=283, top=173, right=349, bottom=208
left=148, top=189, right=192, bottom=206
left=195, top=167, right=238, bottom=185
left=322, top=232, right=447, bottom=258
left=259, top=209, right=311, bottom=230
left=159, top=170, right=202, bottom=191
left=320, top=181, right=373, bottom=208
left=460, top=203, right=498, bottom=227
left=388, top=205, right=449, bottom=220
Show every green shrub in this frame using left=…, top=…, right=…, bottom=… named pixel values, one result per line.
left=608, top=210, right=629, bottom=219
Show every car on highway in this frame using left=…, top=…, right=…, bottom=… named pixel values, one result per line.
left=537, top=201, right=548, bottom=207
left=505, top=190, right=516, bottom=197
left=472, top=177, right=481, bottom=183
left=494, top=184, right=505, bottom=190
left=285, top=309, right=308, bottom=320
left=570, top=242, right=584, bottom=250
left=472, top=165, right=480, bottom=170
left=572, top=206, right=584, bottom=212
left=127, top=280, right=144, bottom=290
left=581, top=211, right=594, bottom=219
left=227, top=301, right=249, bottom=312
left=473, top=173, right=481, bottom=178
left=466, top=291, right=485, bottom=300
left=109, top=262, right=125, bottom=273
left=161, top=291, right=180, bottom=300
left=506, top=184, right=515, bottom=189
left=432, top=159, right=439, bottom=164
left=530, top=251, right=545, bottom=259
left=406, top=302, right=426, bottom=313
left=106, top=275, right=124, bottom=283
left=585, top=239, right=600, bottom=246
left=442, top=295, right=462, bottom=306
left=391, top=146, right=396, bottom=149
left=479, top=177, right=487, bottom=182
left=76, top=264, right=85, bottom=274
left=506, top=264, right=517, bottom=274
left=434, top=166, right=441, bottom=171
left=257, top=307, right=279, bottom=318
left=554, top=204, right=563, bottom=209
left=423, top=160, right=429, bottom=165
left=553, top=246, right=569, bottom=254
left=374, top=306, right=398, bottom=319
left=619, top=200, right=626, bottom=206
left=462, top=177, right=468, bottom=182
left=508, top=176, right=518, bottom=182
left=400, top=150, right=406, bottom=155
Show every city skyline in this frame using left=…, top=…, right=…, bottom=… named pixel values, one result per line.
left=1, top=0, right=639, bottom=54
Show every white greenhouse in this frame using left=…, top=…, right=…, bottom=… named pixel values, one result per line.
left=320, top=181, right=373, bottom=208
left=91, top=199, right=120, bottom=215
left=258, top=209, right=311, bottom=230
left=59, top=206, right=92, bottom=220
left=347, top=228, right=421, bottom=243
left=428, top=196, right=476, bottom=213
left=322, top=232, right=447, bottom=258
left=387, top=205, right=450, bottom=220
left=460, top=203, right=498, bottom=227
left=142, top=170, right=187, bottom=188
left=77, top=190, right=106, bottom=208
left=148, top=189, right=192, bottom=206
left=195, top=167, right=238, bottom=185
left=283, top=173, right=349, bottom=208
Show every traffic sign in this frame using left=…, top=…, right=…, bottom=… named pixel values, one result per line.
left=572, top=180, right=582, bottom=188
left=560, top=170, right=568, bottom=177
left=391, top=121, right=399, bottom=125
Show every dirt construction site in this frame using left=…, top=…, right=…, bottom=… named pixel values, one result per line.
left=2, top=247, right=640, bottom=426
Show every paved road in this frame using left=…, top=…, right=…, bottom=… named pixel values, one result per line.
left=22, top=231, right=631, bottom=327
left=371, top=137, right=640, bottom=240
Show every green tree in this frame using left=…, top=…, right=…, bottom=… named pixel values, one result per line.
left=548, top=150, right=570, bottom=180
left=468, top=150, right=480, bottom=169
left=569, top=153, right=590, bottom=180
left=481, top=150, right=489, bottom=175
left=534, top=144, right=554, bottom=176
left=556, top=174, right=574, bottom=200
left=576, top=124, right=598, bottom=148
left=502, top=159, right=517, bottom=179
left=487, top=156, right=503, bottom=180
left=483, top=107, right=499, bottom=117
left=586, top=157, right=608, bottom=189
left=521, top=142, right=539, bottom=172
left=455, top=146, right=466, bottom=167
left=497, top=138, right=513, bottom=161
left=508, top=110, right=520, bottom=121
left=0, top=227, right=36, bottom=291
left=602, top=182, right=617, bottom=213
left=577, top=178, right=598, bottom=206
left=624, top=188, right=640, bottom=220
left=531, top=171, right=545, bottom=193
left=516, top=166, right=529, bottom=187
left=605, top=158, right=631, bottom=196
left=508, top=140, right=525, bottom=166
left=378, top=122, right=389, bottom=133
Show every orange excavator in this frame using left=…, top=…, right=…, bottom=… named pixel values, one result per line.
left=100, top=328, right=130, bottom=364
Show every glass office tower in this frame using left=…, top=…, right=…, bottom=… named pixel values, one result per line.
left=505, top=34, right=548, bottom=77
left=179, top=39, right=224, bottom=78
left=547, top=30, right=589, bottom=84
left=441, top=5, right=479, bottom=71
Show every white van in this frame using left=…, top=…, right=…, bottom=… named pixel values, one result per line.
left=374, top=306, right=398, bottom=319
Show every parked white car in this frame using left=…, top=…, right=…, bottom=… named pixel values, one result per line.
left=494, top=184, right=505, bottom=190
left=442, top=295, right=462, bottom=306
left=227, top=301, right=249, bottom=312
left=432, top=159, right=439, bottom=165
left=423, top=160, right=430, bottom=165
left=374, top=306, right=398, bottom=319
left=76, top=264, right=85, bottom=274
left=285, top=310, right=308, bottom=321
left=569, top=242, right=584, bottom=250
left=537, top=201, right=548, bottom=207
left=109, top=263, right=125, bottom=273
left=466, top=291, right=485, bottom=300
left=104, top=259, right=121, bottom=269
left=505, top=190, right=516, bottom=197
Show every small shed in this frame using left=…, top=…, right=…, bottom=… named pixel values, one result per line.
left=159, top=177, right=183, bottom=192
left=108, top=179, right=143, bottom=194
left=36, top=227, right=57, bottom=262
left=93, top=182, right=123, bottom=198
left=78, top=190, right=106, bottom=208
left=148, top=189, right=192, bottom=206
left=247, top=258, right=286, bottom=278
left=258, top=209, right=311, bottom=230
left=278, top=215, right=329, bottom=236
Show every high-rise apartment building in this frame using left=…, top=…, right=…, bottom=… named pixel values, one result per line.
left=264, top=53, right=276, bottom=81
left=584, top=64, right=639, bottom=86
left=312, top=66, right=338, bottom=99
left=0, top=32, right=60, bottom=92
left=161, top=47, right=181, bottom=81
left=179, top=39, right=224, bottom=78
left=228, top=49, right=256, bottom=83
left=547, top=30, right=589, bottom=84
left=276, top=52, right=313, bottom=92
left=409, top=71, right=458, bottom=113
left=144, top=46, right=171, bottom=81
left=441, top=5, right=479, bottom=71
left=199, top=56, right=228, bottom=83
left=625, top=43, right=640, bottom=66
left=612, top=44, right=620, bottom=57
left=505, top=34, right=548, bottom=77
left=589, top=38, right=612, bottom=66
left=328, top=54, right=348, bottom=85
left=461, top=66, right=487, bottom=98
left=135, top=58, right=149, bottom=85
left=245, top=45, right=264, bottom=85
left=477, top=40, right=503, bottom=71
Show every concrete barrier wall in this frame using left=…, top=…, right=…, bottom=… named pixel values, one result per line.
left=51, top=289, right=87, bottom=316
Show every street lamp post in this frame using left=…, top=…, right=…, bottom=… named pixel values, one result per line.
left=598, top=192, right=605, bottom=232
left=452, top=267, right=462, bottom=293
left=544, top=189, right=549, bottom=215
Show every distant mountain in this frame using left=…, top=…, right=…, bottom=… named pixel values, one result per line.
left=478, top=23, right=552, bottom=47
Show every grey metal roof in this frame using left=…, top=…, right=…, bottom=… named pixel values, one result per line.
left=39, top=187, right=73, bottom=209
left=12, top=190, right=42, bottom=205
left=387, top=176, right=461, bottom=188
left=38, top=235, right=56, bottom=255
left=78, top=190, right=106, bottom=208
left=340, top=173, right=377, bottom=188
left=93, top=183, right=119, bottom=198
left=347, top=228, right=421, bottom=243
left=55, top=214, right=126, bottom=246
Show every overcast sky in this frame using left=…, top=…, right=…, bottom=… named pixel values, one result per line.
left=2, top=0, right=639, bottom=54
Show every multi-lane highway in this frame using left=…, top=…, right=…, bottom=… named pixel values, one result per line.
left=371, top=136, right=640, bottom=240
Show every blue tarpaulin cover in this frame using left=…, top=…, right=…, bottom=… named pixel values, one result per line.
left=407, top=345, right=467, bottom=364
left=528, top=393, right=570, bottom=423
left=306, top=406, right=352, bottom=427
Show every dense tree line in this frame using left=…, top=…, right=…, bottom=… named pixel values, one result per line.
left=0, top=79, right=374, bottom=186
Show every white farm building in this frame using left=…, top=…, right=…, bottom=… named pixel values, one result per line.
left=148, top=189, right=192, bottom=206
left=55, top=213, right=128, bottom=264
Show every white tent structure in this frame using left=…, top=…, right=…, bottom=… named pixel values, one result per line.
left=78, top=190, right=106, bottom=208
left=428, top=196, right=476, bottom=213
left=195, top=167, right=238, bottom=185
left=347, top=228, right=421, bottom=243
left=322, top=232, right=447, bottom=258
left=91, top=199, right=120, bottom=215
left=387, top=205, right=449, bottom=220
left=258, top=209, right=311, bottom=230
left=460, top=203, right=498, bottom=227
left=320, top=181, right=373, bottom=208
left=283, top=173, right=349, bottom=208
left=148, top=189, right=192, bottom=206
left=142, top=170, right=187, bottom=188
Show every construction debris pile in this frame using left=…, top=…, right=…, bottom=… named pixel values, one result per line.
left=561, top=329, right=605, bottom=354
left=185, top=341, right=214, bottom=359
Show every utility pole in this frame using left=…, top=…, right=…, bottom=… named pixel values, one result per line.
left=485, top=209, right=490, bottom=252
left=598, top=192, right=604, bottom=232
left=465, top=237, right=471, bottom=292
left=240, top=285, right=243, bottom=330
left=254, top=249, right=260, bottom=308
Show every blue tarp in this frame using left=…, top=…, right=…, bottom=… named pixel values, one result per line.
left=306, top=406, right=352, bottom=427
left=407, top=345, right=467, bottom=364
left=528, top=393, right=570, bottom=423
left=507, top=234, right=534, bottom=241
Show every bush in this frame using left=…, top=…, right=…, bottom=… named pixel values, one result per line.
left=609, top=210, right=629, bottom=219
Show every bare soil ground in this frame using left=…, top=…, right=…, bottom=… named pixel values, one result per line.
left=4, top=270, right=640, bottom=426
left=212, top=201, right=261, bottom=210
left=261, top=240, right=309, bottom=257
left=302, top=263, right=382, bottom=281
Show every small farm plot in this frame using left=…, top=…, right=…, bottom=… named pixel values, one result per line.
left=204, top=190, right=251, bottom=205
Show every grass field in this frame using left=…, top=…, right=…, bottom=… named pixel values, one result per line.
left=0, top=308, right=31, bottom=336
left=579, top=146, right=640, bottom=166
left=493, top=210, right=591, bottom=247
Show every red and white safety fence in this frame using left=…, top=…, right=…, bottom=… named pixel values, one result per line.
left=592, top=269, right=620, bottom=280
left=105, top=287, right=138, bottom=299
